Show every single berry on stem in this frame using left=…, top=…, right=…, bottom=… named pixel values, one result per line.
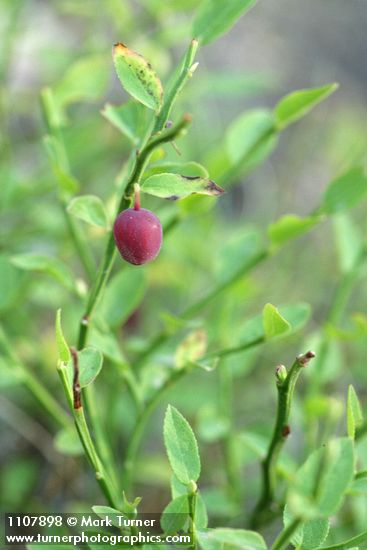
left=113, top=184, right=162, bottom=266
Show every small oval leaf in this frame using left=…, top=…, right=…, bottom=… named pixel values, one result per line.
left=197, top=528, right=267, bottom=550
left=268, top=214, right=320, bottom=247
left=67, top=195, right=110, bottom=229
left=164, top=405, right=201, bottom=485
left=67, top=347, right=103, bottom=388
left=11, top=254, right=75, bottom=291
left=142, top=173, right=224, bottom=200
left=321, top=166, right=367, bottom=214
left=193, top=0, right=258, bottom=46
left=226, top=109, right=276, bottom=166
left=113, top=43, right=163, bottom=112
left=275, top=83, right=338, bottom=130
left=54, top=427, right=83, bottom=456
left=347, top=384, right=364, bottom=439
left=263, top=303, right=291, bottom=339
left=55, top=309, right=71, bottom=363
left=161, top=495, right=190, bottom=534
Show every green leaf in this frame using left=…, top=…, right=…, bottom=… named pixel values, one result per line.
left=268, top=214, right=320, bottom=247
left=164, top=405, right=201, bottom=485
left=113, top=43, right=163, bottom=112
left=92, top=506, right=123, bottom=529
left=101, top=101, right=146, bottom=145
left=171, top=473, right=188, bottom=499
left=197, top=528, right=266, bottom=550
left=90, top=325, right=126, bottom=365
left=347, top=384, right=364, bottom=439
left=143, top=161, right=209, bottom=181
left=275, top=83, right=338, bottom=130
left=54, top=55, right=110, bottom=107
left=288, top=437, right=355, bottom=518
left=11, top=253, right=75, bottom=291
left=98, top=268, right=147, bottom=329
left=216, top=230, right=263, bottom=286
left=263, top=303, right=291, bottom=339
left=226, top=109, right=277, bottom=170
left=67, top=195, right=110, bottom=229
left=142, top=173, right=224, bottom=200
left=73, top=347, right=103, bottom=388
left=283, top=506, right=329, bottom=550
left=195, top=492, right=209, bottom=529
left=43, top=134, right=80, bottom=196
left=40, top=87, right=66, bottom=129
left=54, top=427, right=83, bottom=456
left=321, top=166, right=367, bottom=214
left=174, top=329, right=207, bottom=369
left=193, top=0, right=258, bottom=46
left=161, top=495, right=190, bottom=534
left=333, top=214, right=364, bottom=274
left=239, top=302, right=311, bottom=348
left=55, top=309, right=71, bottom=363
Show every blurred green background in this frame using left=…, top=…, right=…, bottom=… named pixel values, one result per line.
left=1, top=0, right=367, bottom=544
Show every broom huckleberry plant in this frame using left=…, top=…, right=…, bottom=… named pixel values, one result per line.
left=2, top=2, right=367, bottom=550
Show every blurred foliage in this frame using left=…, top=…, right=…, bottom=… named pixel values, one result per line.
left=1, top=0, right=367, bottom=548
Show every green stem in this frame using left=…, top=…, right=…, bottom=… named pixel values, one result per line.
left=218, top=127, right=277, bottom=188
left=77, top=115, right=192, bottom=351
left=137, top=249, right=269, bottom=366
left=83, top=384, right=120, bottom=492
left=57, top=359, right=119, bottom=508
left=123, top=334, right=266, bottom=494
left=271, top=518, right=302, bottom=550
left=188, top=489, right=198, bottom=549
left=0, top=327, right=70, bottom=428
left=204, top=337, right=264, bottom=360
left=62, top=207, right=96, bottom=281
left=74, top=407, right=119, bottom=508
left=310, top=247, right=367, bottom=394
left=251, top=352, right=315, bottom=528
left=327, top=248, right=367, bottom=326
left=321, top=529, right=367, bottom=550
left=153, top=39, right=198, bottom=134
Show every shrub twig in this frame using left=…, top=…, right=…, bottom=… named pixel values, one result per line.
left=251, top=351, right=315, bottom=527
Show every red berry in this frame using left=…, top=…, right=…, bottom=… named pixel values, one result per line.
left=113, top=207, right=162, bottom=265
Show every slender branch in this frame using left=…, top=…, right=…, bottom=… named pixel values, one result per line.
left=218, top=127, right=277, bottom=188
left=188, top=485, right=198, bottom=550
left=122, top=334, right=266, bottom=494
left=321, top=529, right=367, bottom=550
left=309, top=247, right=367, bottom=394
left=56, top=348, right=120, bottom=508
left=271, top=518, right=302, bottom=550
left=77, top=115, right=192, bottom=351
left=136, top=249, right=269, bottom=366
left=153, top=38, right=198, bottom=134
left=251, top=351, right=315, bottom=528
